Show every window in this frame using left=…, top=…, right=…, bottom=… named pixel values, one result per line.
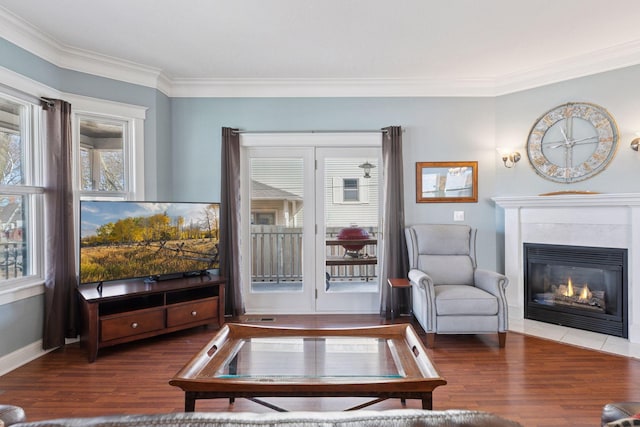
left=78, top=116, right=126, bottom=193
left=251, top=212, right=276, bottom=225
left=332, top=177, right=369, bottom=204
left=0, top=93, right=44, bottom=288
left=342, top=178, right=359, bottom=202
left=69, top=95, right=146, bottom=201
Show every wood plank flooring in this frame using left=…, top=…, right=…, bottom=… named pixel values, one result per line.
left=1, top=314, right=639, bottom=427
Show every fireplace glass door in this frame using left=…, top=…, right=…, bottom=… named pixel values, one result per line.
left=524, top=243, right=627, bottom=338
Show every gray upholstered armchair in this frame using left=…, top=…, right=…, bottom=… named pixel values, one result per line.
left=405, top=224, right=509, bottom=348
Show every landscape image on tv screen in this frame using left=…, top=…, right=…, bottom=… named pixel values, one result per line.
left=80, top=201, right=220, bottom=284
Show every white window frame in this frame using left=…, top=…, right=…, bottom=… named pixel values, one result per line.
left=67, top=94, right=146, bottom=201
left=77, top=114, right=128, bottom=196
left=0, top=92, right=45, bottom=297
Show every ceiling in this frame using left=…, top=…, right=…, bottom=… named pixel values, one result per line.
left=2, top=0, right=640, bottom=96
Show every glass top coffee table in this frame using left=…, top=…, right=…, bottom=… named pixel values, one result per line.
left=169, top=323, right=446, bottom=412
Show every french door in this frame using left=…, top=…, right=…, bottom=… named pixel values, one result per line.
left=240, top=133, right=381, bottom=314
left=314, top=147, right=381, bottom=311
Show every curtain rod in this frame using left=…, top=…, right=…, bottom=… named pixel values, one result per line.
left=233, top=129, right=389, bottom=135
left=40, top=97, right=55, bottom=108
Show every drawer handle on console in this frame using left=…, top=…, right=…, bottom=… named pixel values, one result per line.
left=131, top=322, right=139, bottom=329
left=191, top=311, right=197, bottom=317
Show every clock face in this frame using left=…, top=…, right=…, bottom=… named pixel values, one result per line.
left=526, top=102, right=618, bottom=183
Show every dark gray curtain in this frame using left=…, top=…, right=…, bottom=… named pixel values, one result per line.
left=219, top=127, right=244, bottom=316
left=379, top=126, right=408, bottom=317
left=42, top=99, right=78, bottom=349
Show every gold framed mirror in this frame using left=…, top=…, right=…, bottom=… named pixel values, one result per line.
left=416, top=161, right=478, bottom=203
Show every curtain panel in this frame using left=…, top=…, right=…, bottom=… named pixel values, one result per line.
left=219, top=127, right=244, bottom=316
left=379, top=126, right=409, bottom=317
left=42, top=99, right=78, bottom=349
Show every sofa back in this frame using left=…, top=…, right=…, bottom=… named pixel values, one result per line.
left=8, top=409, right=522, bottom=427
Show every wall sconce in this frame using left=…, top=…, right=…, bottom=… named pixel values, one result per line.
left=497, top=149, right=521, bottom=168
left=631, top=137, right=640, bottom=151
left=358, top=161, right=375, bottom=178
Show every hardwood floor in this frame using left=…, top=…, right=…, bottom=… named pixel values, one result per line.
left=1, top=314, right=639, bottom=427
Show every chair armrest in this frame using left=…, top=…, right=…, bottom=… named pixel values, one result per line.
left=474, top=269, right=508, bottom=298
left=474, top=269, right=510, bottom=332
left=408, top=269, right=437, bottom=332
left=408, top=269, right=433, bottom=290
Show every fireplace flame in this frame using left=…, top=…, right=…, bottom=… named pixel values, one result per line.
left=562, top=277, right=591, bottom=301
left=561, top=277, right=591, bottom=301
left=564, top=278, right=574, bottom=297
left=579, top=284, right=590, bottom=300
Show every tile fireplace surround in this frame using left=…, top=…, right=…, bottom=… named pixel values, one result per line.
left=493, top=193, right=640, bottom=359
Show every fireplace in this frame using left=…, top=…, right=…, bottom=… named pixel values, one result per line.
left=524, top=243, right=628, bottom=338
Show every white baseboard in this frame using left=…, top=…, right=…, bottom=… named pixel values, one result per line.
left=0, top=340, right=50, bottom=376
left=0, top=336, right=80, bottom=377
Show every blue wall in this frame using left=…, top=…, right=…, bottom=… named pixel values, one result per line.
left=495, top=65, right=640, bottom=197
left=0, top=295, right=43, bottom=356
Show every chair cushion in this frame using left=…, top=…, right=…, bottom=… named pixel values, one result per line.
left=411, top=224, right=471, bottom=255
left=435, top=285, right=498, bottom=316
left=418, top=254, right=474, bottom=285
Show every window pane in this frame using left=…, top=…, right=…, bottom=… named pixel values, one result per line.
left=250, top=157, right=304, bottom=293
left=79, top=117, right=125, bottom=192
left=97, top=150, right=124, bottom=191
left=0, top=195, right=28, bottom=280
left=343, top=178, right=359, bottom=202
left=324, top=157, right=379, bottom=296
left=0, top=98, right=24, bottom=185
left=80, top=147, right=92, bottom=190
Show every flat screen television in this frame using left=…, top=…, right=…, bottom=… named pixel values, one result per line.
left=79, top=200, right=220, bottom=285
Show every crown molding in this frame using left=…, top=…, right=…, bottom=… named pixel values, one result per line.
left=58, top=44, right=167, bottom=92
left=0, top=6, right=169, bottom=94
left=494, top=39, right=640, bottom=96
left=2, top=6, right=640, bottom=98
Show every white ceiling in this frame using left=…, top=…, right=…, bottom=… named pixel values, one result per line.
left=2, top=0, right=640, bottom=97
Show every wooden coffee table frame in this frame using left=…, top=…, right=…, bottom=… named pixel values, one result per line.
left=169, top=323, right=446, bottom=412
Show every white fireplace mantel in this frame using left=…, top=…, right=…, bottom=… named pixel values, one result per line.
left=493, top=193, right=640, bottom=343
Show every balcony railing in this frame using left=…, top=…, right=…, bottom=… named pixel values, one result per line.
left=251, top=226, right=378, bottom=283
left=251, top=226, right=303, bottom=283
left=0, top=242, right=25, bottom=280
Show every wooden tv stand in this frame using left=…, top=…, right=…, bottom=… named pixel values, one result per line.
left=77, top=275, right=225, bottom=362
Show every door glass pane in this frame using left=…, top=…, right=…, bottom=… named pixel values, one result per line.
left=250, top=157, right=304, bottom=293
left=324, top=158, right=378, bottom=293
